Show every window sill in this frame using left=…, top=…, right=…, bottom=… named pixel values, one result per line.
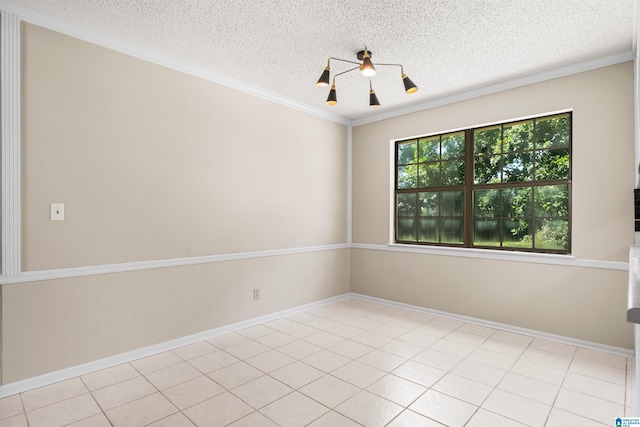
left=350, top=242, right=627, bottom=271
left=388, top=242, right=573, bottom=261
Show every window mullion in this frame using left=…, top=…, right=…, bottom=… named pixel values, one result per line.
left=464, top=129, right=474, bottom=248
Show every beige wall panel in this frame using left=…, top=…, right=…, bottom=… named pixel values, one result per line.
left=22, top=23, right=347, bottom=270
left=352, top=248, right=632, bottom=349
left=2, top=249, right=349, bottom=383
left=351, top=63, right=634, bottom=348
left=353, top=62, right=634, bottom=261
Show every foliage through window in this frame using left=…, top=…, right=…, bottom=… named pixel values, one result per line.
left=395, top=112, right=571, bottom=253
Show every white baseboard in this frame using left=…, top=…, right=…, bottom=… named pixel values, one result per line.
left=0, top=294, right=347, bottom=398
left=348, top=293, right=633, bottom=357
left=0, top=292, right=632, bottom=398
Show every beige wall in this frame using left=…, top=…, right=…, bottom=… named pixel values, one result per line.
left=21, top=24, right=347, bottom=270
left=352, top=62, right=635, bottom=348
left=352, top=249, right=629, bottom=348
left=2, top=23, right=349, bottom=382
left=3, top=250, right=349, bottom=383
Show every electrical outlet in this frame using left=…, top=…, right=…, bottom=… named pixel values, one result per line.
left=51, top=203, right=65, bottom=221
left=253, top=288, right=260, bottom=300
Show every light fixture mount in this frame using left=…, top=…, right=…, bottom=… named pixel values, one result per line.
left=356, top=50, right=372, bottom=61
left=315, top=47, right=419, bottom=107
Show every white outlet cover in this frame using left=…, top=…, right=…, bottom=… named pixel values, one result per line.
left=51, top=203, right=65, bottom=221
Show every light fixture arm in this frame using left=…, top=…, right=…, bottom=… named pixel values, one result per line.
left=328, top=57, right=362, bottom=67
left=368, top=62, right=403, bottom=70
left=326, top=59, right=409, bottom=79
left=324, top=57, right=405, bottom=76
left=332, top=66, right=360, bottom=79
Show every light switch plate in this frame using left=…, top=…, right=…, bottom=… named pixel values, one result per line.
left=51, top=203, right=65, bottom=221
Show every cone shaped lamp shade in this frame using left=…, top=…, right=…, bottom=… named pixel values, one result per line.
left=403, top=73, right=418, bottom=94
left=369, top=89, right=380, bottom=107
left=326, top=84, right=337, bottom=105
left=360, top=55, right=376, bottom=77
left=316, top=66, right=330, bottom=87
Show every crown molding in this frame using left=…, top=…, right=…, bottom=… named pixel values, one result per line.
left=0, top=1, right=634, bottom=128
left=352, top=51, right=635, bottom=127
left=0, top=0, right=351, bottom=127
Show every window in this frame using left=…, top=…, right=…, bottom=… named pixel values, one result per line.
left=395, top=112, right=571, bottom=254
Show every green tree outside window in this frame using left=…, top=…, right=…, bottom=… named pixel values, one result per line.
left=395, top=113, right=571, bottom=253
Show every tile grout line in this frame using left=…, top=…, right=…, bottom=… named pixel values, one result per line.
left=80, top=373, right=115, bottom=427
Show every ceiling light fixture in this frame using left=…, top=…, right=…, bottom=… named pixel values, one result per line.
left=315, top=47, right=418, bottom=107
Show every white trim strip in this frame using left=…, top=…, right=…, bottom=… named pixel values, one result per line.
left=632, top=1, right=640, bottom=415
left=0, top=244, right=350, bottom=285
left=0, top=294, right=348, bottom=398
left=352, top=242, right=629, bottom=271
left=0, top=291, right=630, bottom=398
left=347, top=126, right=353, bottom=245
left=352, top=51, right=635, bottom=127
left=1, top=240, right=626, bottom=285
left=1, top=11, right=21, bottom=277
left=636, top=35, right=640, bottom=190
left=350, top=293, right=634, bottom=357
left=634, top=324, right=640, bottom=416
left=634, top=0, right=639, bottom=55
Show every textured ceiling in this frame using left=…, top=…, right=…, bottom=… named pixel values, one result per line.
left=7, top=0, right=636, bottom=121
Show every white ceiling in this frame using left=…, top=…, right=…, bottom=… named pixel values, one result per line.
left=6, top=0, right=636, bottom=121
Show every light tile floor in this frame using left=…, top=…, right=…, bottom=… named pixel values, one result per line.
left=0, top=298, right=633, bottom=426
